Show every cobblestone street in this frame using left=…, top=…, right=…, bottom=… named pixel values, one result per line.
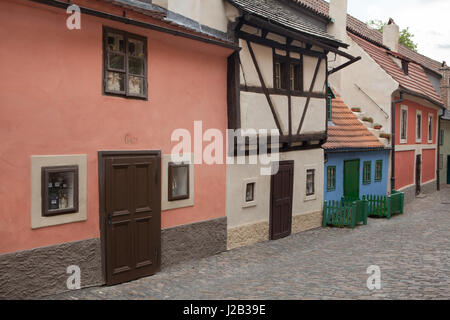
left=48, top=188, right=450, bottom=300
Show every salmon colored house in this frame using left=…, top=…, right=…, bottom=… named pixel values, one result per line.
left=0, top=0, right=236, bottom=298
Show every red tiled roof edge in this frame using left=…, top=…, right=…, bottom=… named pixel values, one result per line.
left=292, top=0, right=443, bottom=74
left=323, top=90, right=386, bottom=151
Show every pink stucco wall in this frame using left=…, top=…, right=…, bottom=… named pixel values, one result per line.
left=422, top=149, right=436, bottom=184
left=395, top=151, right=415, bottom=190
left=0, top=0, right=231, bottom=254
left=394, top=98, right=438, bottom=190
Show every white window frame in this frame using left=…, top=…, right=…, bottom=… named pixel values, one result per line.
left=242, top=177, right=258, bottom=208
left=304, top=165, right=318, bottom=202
left=400, top=105, right=408, bottom=144
left=427, top=114, right=433, bottom=143
left=416, top=110, right=423, bottom=143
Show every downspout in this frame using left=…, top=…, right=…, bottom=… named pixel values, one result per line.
left=437, top=112, right=442, bottom=191
left=391, top=92, right=404, bottom=192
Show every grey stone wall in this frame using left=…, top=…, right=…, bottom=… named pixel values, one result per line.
left=161, top=217, right=227, bottom=268
left=0, top=238, right=103, bottom=299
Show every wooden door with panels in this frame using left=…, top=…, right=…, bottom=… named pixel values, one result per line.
left=99, top=151, right=161, bottom=286
left=270, top=161, right=294, bottom=241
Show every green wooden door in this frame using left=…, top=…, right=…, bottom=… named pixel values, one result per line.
left=344, top=159, right=360, bottom=200
left=447, top=156, right=450, bottom=185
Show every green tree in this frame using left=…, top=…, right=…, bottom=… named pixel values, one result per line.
left=367, top=19, right=418, bottom=52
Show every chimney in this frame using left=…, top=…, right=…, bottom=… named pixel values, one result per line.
left=151, top=0, right=168, bottom=9
left=328, top=0, right=348, bottom=42
left=327, top=0, right=348, bottom=93
left=383, top=18, right=399, bottom=52
left=441, top=61, right=450, bottom=108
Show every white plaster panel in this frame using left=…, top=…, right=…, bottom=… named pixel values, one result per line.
left=271, top=95, right=289, bottom=135
left=239, top=40, right=274, bottom=87
left=240, top=91, right=278, bottom=132
left=303, top=55, right=327, bottom=94
left=226, top=149, right=324, bottom=229
left=30, top=155, right=87, bottom=229
left=280, top=149, right=324, bottom=216
left=291, top=97, right=326, bottom=134
left=226, top=161, right=271, bottom=228
left=266, top=33, right=286, bottom=44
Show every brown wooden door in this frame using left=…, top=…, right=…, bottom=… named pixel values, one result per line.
left=104, top=154, right=161, bottom=285
left=416, top=155, right=421, bottom=196
left=270, top=161, right=294, bottom=240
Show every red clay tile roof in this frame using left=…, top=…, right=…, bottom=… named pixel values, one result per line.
left=293, top=0, right=443, bottom=74
left=349, top=33, right=443, bottom=106
left=323, top=92, right=385, bottom=150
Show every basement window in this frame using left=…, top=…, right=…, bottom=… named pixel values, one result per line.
left=103, top=27, right=147, bottom=99
left=41, top=166, right=79, bottom=217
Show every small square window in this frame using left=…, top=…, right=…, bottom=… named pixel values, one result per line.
left=439, top=154, right=444, bottom=170
left=103, top=27, right=147, bottom=99
left=246, top=183, right=255, bottom=202
left=306, top=169, right=315, bottom=196
left=363, top=161, right=372, bottom=185
left=168, top=162, right=190, bottom=201
left=274, top=54, right=302, bottom=91
left=41, top=166, right=79, bottom=217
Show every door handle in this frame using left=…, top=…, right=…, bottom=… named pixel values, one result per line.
left=107, top=213, right=112, bottom=226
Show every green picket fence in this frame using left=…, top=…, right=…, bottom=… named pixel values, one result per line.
left=362, top=190, right=405, bottom=219
left=323, top=190, right=405, bottom=228
left=322, top=199, right=368, bottom=229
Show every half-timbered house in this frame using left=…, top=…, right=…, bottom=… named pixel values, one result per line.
left=224, top=0, right=359, bottom=249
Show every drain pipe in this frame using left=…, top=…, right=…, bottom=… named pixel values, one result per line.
left=437, top=112, right=442, bottom=191
left=391, top=92, right=404, bottom=192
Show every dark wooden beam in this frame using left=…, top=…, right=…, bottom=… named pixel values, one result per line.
left=238, top=31, right=327, bottom=59
left=328, top=56, right=362, bottom=75
left=246, top=40, right=283, bottom=133
left=296, top=58, right=322, bottom=135
left=240, top=86, right=326, bottom=99
left=227, top=51, right=241, bottom=130
left=243, top=15, right=355, bottom=58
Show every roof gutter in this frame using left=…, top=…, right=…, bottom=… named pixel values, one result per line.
left=27, top=0, right=239, bottom=51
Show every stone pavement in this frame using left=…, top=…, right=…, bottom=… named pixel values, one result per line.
left=47, top=188, right=450, bottom=300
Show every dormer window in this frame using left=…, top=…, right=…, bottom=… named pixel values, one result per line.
left=401, top=60, right=409, bottom=75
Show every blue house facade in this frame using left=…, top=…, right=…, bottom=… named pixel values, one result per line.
left=323, top=91, right=390, bottom=202
left=324, top=150, right=390, bottom=202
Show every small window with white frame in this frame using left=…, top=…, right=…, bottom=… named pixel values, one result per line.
left=306, top=169, right=315, bottom=196
left=400, top=106, right=408, bottom=144
left=242, top=178, right=258, bottom=208
left=428, top=114, right=433, bottom=143
left=416, top=110, right=422, bottom=143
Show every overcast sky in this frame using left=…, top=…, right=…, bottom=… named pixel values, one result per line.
left=346, top=0, right=450, bottom=64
